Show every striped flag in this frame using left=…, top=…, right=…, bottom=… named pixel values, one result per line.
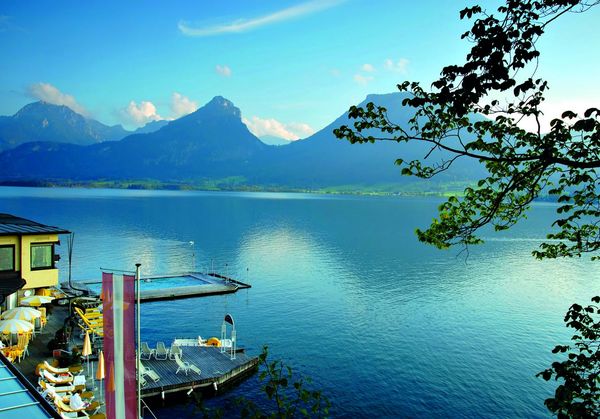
left=102, top=272, right=137, bottom=419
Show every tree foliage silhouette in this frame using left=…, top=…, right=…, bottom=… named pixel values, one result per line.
left=335, top=1, right=599, bottom=416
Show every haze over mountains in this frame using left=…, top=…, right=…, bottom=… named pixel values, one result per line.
left=0, top=93, right=484, bottom=192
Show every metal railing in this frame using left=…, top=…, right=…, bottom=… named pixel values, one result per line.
left=141, top=398, right=159, bottom=419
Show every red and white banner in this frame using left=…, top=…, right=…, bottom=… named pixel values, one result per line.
left=102, top=272, right=137, bottom=419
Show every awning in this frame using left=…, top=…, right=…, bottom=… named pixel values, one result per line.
left=0, top=272, right=26, bottom=306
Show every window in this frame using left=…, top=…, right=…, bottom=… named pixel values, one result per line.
left=0, top=245, right=15, bottom=271
left=31, top=244, right=54, bottom=270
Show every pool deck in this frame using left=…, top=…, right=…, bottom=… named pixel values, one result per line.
left=65, top=272, right=251, bottom=302
left=140, top=346, right=258, bottom=397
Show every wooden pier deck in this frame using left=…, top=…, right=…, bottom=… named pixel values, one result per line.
left=140, top=346, right=258, bottom=397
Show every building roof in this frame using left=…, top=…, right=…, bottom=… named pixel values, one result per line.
left=0, top=214, right=70, bottom=236
left=0, top=352, right=61, bottom=418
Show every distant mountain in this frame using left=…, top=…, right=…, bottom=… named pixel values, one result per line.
left=0, top=96, right=268, bottom=180
left=0, top=93, right=487, bottom=191
left=253, top=92, right=487, bottom=187
left=259, top=135, right=292, bottom=146
left=0, top=101, right=130, bottom=151
left=133, top=120, right=169, bottom=134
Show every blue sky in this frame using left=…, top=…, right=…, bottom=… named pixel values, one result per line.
left=0, top=0, right=598, bottom=138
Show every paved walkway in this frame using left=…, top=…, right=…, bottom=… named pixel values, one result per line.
left=16, top=305, right=82, bottom=382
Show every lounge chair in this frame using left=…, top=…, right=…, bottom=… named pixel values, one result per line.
left=43, top=369, right=74, bottom=385
left=169, top=344, right=182, bottom=360
left=139, top=361, right=160, bottom=382
left=155, top=341, right=168, bottom=360
left=174, top=354, right=201, bottom=376
left=53, top=395, right=101, bottom=416
left=139, top=374, right=148, bottom=388
left=44, top=360, right=82, bottom=375
left=140, top=342, right=154, bottom=360
left=74, top=307, right=104, bottom=338
left=39, top=379, right=75, bottom=394
left=60, top=391, right=95, bottom=402
left=60, top=412, right=87, bottom=418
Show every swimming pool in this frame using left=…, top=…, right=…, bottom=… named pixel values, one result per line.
left=82, top=272, right=219, bottom=294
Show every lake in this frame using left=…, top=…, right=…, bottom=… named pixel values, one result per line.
left=0, top=186, right=595, bottom=418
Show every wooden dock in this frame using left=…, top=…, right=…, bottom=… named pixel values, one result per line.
left=140, top=346, right=258, bottom=397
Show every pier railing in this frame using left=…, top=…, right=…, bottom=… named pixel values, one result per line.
left=141, top=398, right=159, bottom=419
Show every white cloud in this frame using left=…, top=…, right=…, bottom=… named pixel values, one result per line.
left=361, top=63, right=376, bottom=72
left=27, top=82, right=88, bottom=116
left=353, top=74, right=374, bottom=85
left=178, top=0, right=344, bottom=36
left=243, top=116, right=315, bottom=141
left=171, top=92, right=198, bottom=118
left=123, top=100, right=162, bottom=126
left=384, top=58, right=409, bottom=74
left=215, top=65, right=232, bottom=77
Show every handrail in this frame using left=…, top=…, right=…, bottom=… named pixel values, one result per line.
left=141, top=398, right=159, bottom=419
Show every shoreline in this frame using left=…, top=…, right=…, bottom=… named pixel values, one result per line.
left=0, top=179, right=474, bottom=198
left=0, top=181, right=563, bottom=202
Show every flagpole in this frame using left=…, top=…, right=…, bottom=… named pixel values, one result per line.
left=135, top=263, right=141, bottom=419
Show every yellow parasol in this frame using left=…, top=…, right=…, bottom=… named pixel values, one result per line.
left=1, top=307, right=41, bottom=321
left=96, top=350, right=105, bottom=379
left=96, top=350, right=105, bottom=402
left=82, top=331, right=92, bottom=376
left=82, top=331, right=92, bottom=356
left=0, top=319, right=34, bottom=334
left=20, top=295, right=54, bottom=307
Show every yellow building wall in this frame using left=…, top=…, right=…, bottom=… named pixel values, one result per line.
left=22, top=234, right=60, bottom=289
left=0, top=234, right=60, bottom=290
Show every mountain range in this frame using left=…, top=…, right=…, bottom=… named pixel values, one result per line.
left=0, top=93, right=485, bottom=192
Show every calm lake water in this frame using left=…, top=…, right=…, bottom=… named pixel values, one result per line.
left=0, top=186, right=596, bottom=418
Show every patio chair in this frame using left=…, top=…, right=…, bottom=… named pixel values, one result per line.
left=34, top=317, right=43, bottom=334
left=17, top=333, right=30, bottom=358
left=155, top=341, right=168, bottom=360
left=43, top=369, right=74, bottom=385
left=169, top=344, right=182, bottom=360
left=139, top=361, right=160, bottom=382
left=174, top=354, right=201, bottom=376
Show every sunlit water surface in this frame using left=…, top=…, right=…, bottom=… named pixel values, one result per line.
left=0, top=187, right=595, bottom=418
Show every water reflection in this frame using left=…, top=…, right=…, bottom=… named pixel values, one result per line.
left=0, top=187, right=596, bottom=418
